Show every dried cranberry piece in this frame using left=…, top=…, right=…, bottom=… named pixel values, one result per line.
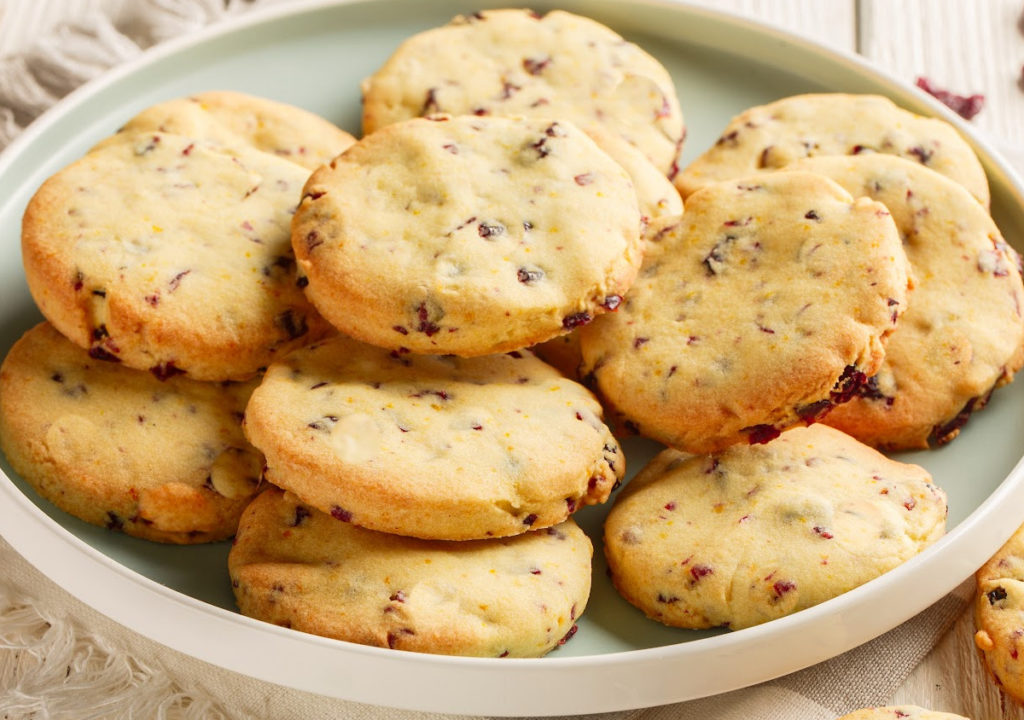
left=689, top=564, right=713, bottom=583
left=276, top=310, right=309, bottom=340
left=907, top=145, right=934, bottom=165
left=422, top=87, right=441, bottom=114
left=929, top=395, right=981, bottom=445
left=291, top=506, right=312, bottom=527
left=150, top=362, right=186, bottom=381
left=305, top=230, right=323, bottom=251
left=746, top=424, right=780, bottom=445
left=601, top=295, right=622, bottom=311
left=88, top=346, right=121, bottom=363
left=812, top=526, right=834, bottom=540
left=330, top=506, right=353, bottom=522
left=478, top=221, right=505, bottom=238
left=574, top=173, right=594, bottom=186
left=988, top=586, right=1008, bottom=605
left=562, top=312, right=592, bottom=330
left=523, top=56, right=551, bottom=75
left=72, top=271, right=84, bottom=291
left=796, top=399, right=832, bottom=423
left=915, top=77, right=985, bottom=120
left=523, top=513, right=538, bottom=526
left=558, top=624, right=578, bottom=645
left=517, top=267, right=544, bottom=284
left=831, top=365, right=867, bottom=404
left=772, top=580, right=796, bottom=598
left=296, top=276, right=309, bottom=289
left=105, top=511, right=124, bottom=531
left=656, top=593, right=679, bottom=603
left=415, top=302, right=441, bottom=336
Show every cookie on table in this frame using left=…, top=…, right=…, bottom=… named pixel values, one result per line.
left=95, top=91, right=356, bottom=170
left=243, top=334, right=624, bottom=541
left=229, top=487, right=592, bottom=657
left=604, top=424, right=947, bottom=631
left=975, top=521, right=1024, bottom=704
left=578, top=171, right=910, bottom=454
left=22, top=131, right=332, bottom=381
left=788, top=155, right=1024, bottom=449
left=837, top=708, right=969, bottom=720
left=675, top=93, right=989, bottom=207
left=0, top=322, right=262, bottom=544
left=361, top=8, right=685, bottom=174
left=532, top=126, right=683, bottom=379
left=292, top=114, right=643, bottom=356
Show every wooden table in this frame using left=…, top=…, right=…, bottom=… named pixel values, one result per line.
left=2, top=0, right=1023, bottom=717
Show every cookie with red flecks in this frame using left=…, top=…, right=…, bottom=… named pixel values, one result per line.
left=292, top=114, right=643, bottom=356
left=361, top=8, right=685, bottom=174
left=837, top=707, right=969, bottom=720
left=604, top=424, right=946, bottom=630
left=676, top=93, right=989, bottom=207
left=242, top=333, right=623, bottom=540
left=578, top=171, right=910, bottom=454
left=95, top=90, right=355, bottom=171
left=0, top=322, right=262, bottom=543
left=229, top=487, right=592, bottom=657
left=788, top=154, right=1024, bottom=449
left=974, top=521, right=1024, bottom=704
left=22, top=131, right=332, bottom=381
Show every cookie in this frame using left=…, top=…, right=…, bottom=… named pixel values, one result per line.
left=788, top=155, right=1024, bottom=449
left=837, top=708, right=969, bottom=720
left=22, top=131, right=332, bottom=381
left=578, top=171, right=910, bottom=453
left=0, top=322, right=262, bottom=543
left=95, top=91, right=356, bottom=170
left=243, top=334, right=623, bottom=540
left=604, top=424, right=946, bottom=630
left=228, top=487, right=592, bottom=657
left=975, top=521, right=1024, bottom=703
left=292, top=114, right=643, bottom=356
left=675, top=93, right=990, bottom=207
left=361, top=8, right=685, bottom=174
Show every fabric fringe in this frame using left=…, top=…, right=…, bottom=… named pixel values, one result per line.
left=0, top=0, right=257, bottom=151
left=0, top=582, right=232, bottom=720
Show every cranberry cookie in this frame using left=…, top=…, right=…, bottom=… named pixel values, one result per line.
left=243, top=334, right=623, bottom=540
left=22, top=131, right=331, bottom=381
left=95, top=90, right=355, bottom=170
left=0, top=322, right=262, bottom=543
left=604, top=425, right=946, bottom=630
left=229, top=487, right=591, bottom=657
left=790, top=155, right=1024, bottom=449
left=579, top=171, right=910, bottom=453
left=292, top=114, right=643, bottom=356
left=361, top=9, right=684, bottom=174
left=838, top=708, right=968, bottom=720
left=975, top=521, right=1024, bottom=704
left=676, top=93, right=989, bottom=207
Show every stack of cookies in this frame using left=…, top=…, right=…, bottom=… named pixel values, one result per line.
left=1, top=7, right=1022, bottom=661
left=0, top=91, right=356, bottom=543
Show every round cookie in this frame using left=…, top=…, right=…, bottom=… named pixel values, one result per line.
left=788, top=155, right=1024, bottom=449
left=578, top=171, right=910, bottom=454
left=292, top=114, right=643, bottom=356
left=243, top=334, right=624, bottom=540
left=0, top=322, right=262, bottom=544
left=228, top=487, right=592, bottom=657
left=675, top=93, right=989, bottom=207
left=837, top=708, right=969, bottom=720
left=604, top=424, right=947, bottom=631
left=22, top=131, right=332, bottom=381
left=975, top=521, right=1024, bottom=704
left=95, top=91, right=356, bottom=170
left=361, top=8, right=685, bottom=174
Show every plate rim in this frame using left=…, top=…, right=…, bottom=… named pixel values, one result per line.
left=1, top=0, right=1023, bottom=715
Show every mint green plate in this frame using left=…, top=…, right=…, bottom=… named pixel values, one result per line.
left=1, top=0, right=1023, bottom=715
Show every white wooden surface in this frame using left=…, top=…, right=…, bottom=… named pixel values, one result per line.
left=1, top=0, right=1023, bottom=717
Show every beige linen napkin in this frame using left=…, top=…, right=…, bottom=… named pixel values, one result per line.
left=0, top=2, right=980, bottom=718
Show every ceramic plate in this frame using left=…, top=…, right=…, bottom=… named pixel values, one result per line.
left=2, top=0, right=1024, bottom=715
